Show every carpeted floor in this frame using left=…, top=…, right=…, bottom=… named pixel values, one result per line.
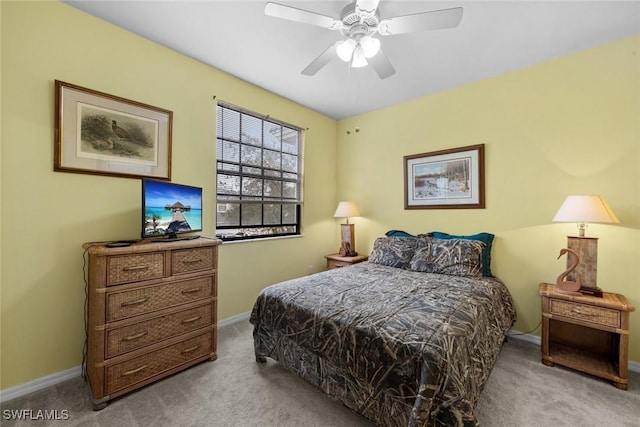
left=2, top=320, right=639, bottom=426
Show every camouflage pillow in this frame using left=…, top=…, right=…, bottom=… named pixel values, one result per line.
left=410, top=236, right=485, bottom=278
left=369, top=237, right=417, bottom=269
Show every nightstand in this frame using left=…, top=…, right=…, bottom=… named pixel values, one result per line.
left=539, top=282, right=635, bottom=389
left=325, top=253, right=368, bottom=270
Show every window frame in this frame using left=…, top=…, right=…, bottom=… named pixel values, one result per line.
left=215, top=101, right=303, bottom=242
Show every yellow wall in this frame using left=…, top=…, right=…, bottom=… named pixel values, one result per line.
left=0, top=1, right=337, bottom=389
left=2, top=0, right=639, bottom=393
left=337, top=34, right=640, bottom=362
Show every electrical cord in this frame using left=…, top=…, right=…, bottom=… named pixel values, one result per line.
left=508, top=320, right=542, bottom=337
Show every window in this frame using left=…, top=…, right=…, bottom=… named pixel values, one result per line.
left=216, top=102, right=303, bottom=241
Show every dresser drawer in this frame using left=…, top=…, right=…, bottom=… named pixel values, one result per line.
left=105, top=303, right=214, bottom=358
left=105, top=332, right=212, bottom=395
left=172, top=247, right=215, bottom=275
left=106, top=276, right=214, bottom=322
left=107, top=252, right=165, bottom=285
left=550, top=299, right=620, bottom=328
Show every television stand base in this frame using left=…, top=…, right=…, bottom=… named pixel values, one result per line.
left=153, top=235, right=201, bottom=243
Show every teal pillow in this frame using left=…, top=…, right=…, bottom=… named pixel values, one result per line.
left=430, top=232, right=494, bottom=277
left=385, top=230, right=416, bottom=238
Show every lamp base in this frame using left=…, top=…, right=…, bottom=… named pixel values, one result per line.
left=579, top=286, right=603, bottom=298
left=566, top=236, right=598, bottom=289
left=340, top=223, right=356, bottom=253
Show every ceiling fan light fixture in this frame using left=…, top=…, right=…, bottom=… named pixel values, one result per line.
left=336, top=38, right=356, bottom=62
left=360, top=36, right=380, bottom=58
left=351, top=44, right=368, bottom=68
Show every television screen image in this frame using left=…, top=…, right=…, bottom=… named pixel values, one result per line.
left=142, top=179, right=202, bottom=239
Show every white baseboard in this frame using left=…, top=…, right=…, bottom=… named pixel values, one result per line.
left=218, top=311, right=251, bottom=328
left=508, top=329, right=640, bottom=373
left=0, top=365, right=82, bottom=403
left=0, top=312, right=254, bottom=403
left=2, top=321, right=637, bottom=403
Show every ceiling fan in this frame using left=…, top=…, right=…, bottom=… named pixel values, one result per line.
left=265, top=0, right=463, bottom=79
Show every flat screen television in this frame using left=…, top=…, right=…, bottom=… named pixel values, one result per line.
left=142, top=178, right=202, bottom=241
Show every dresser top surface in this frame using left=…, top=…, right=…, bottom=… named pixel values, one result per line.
left=83, top=237, right=221, bottom=254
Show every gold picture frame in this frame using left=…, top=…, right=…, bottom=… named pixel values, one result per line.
left=404, top=144, right=485, bottom=209
left=54, top=80, right=172, bottom=180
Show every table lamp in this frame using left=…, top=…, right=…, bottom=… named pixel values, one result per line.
left=334, top=201, right=360, bottom=256
left=552, top=195, right=619, bottom=296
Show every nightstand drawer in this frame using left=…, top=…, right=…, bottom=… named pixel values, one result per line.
left=325, top=254, right=368, bottom=270
left=550, top=299, right=620, bottom=328
left=328, top=260, right=350, bottom=269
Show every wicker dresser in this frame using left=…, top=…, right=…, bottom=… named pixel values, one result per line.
left=539, top=282, right=635, bottom=389
left=83, top=238, right=221, bottom=409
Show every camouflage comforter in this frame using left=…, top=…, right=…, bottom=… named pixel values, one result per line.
left=250, top=262, right=516, bottom=426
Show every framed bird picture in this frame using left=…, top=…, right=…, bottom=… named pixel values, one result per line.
left=54, top=80, right=172, bottom=180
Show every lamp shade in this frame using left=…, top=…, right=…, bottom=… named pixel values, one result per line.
left=552, top=195, right=619, bottom=224
left=334, top=201, right=360, bottom=218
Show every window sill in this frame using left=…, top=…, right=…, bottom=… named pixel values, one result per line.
left=218, top=234, right=303, bottom=245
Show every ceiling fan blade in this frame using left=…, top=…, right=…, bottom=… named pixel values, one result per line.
left=265, top=2, right=342, bottom=30
left=356, top=0, right=380, bottom=18
left=367, top=48, right=395, bottom=79
left=378, top=7, right=463, bottom=35
left=301, top=43, right=339, bottom=76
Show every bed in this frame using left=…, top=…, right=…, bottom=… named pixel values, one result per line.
left=250, top=234, right=516, bottom=426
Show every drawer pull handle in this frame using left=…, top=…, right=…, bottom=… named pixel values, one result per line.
left=181, top=344, right=201, bottom=354
left=182, top=259, right=202, bottom=264
left=122, top=265, right=150, bottom=272
left=181, top=287, right=203, bottom=294
left=121, top=297, right=149, bottom=307
left=571, top=307, right=594, bottom=316
left=122, top=331, right=148, bottom=341
left=122, top=365, right=147, bottom=376
left=181, top=315, right=202, bottom=324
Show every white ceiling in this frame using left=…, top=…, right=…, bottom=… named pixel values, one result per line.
left=65, top=1, right=640, bottom=119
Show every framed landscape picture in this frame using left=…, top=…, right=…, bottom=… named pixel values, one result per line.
left=54, top=80, right=172, bottom=180
left=404, top=144, right=485, bottom=209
